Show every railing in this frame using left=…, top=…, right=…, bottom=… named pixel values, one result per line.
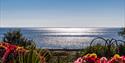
left=90, top=37, right=125, bottom=57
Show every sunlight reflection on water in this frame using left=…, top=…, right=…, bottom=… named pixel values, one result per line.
left=0, top=28, right=124, bottom=49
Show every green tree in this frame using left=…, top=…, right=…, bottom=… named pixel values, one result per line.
left=3, top=30, right=35, bottom=48
left=119, top=28, right=125, bottom=39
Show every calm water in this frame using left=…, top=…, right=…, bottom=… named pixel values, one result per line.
left=0, top=28, right=124, bottom=49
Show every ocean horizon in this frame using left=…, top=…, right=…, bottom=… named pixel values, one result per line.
left=0, top=27, right=124, bottom=49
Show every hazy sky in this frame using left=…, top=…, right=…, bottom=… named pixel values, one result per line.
left=0, top=0, right=125, bottom=27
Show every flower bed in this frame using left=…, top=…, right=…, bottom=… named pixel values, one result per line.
left=74, top=53, right=125, bottom=63
left=0, top=42, right=48, bottom=63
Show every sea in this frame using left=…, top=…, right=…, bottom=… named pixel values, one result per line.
left=0, top=27, right=124, bottom=49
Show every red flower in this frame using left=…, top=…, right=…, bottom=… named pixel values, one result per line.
left=0, top=42, right=26, bottom=63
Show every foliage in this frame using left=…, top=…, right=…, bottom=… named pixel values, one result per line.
left=36, top=49, right=52, bottom=62
left=0, top=42, right=51, bottom=63
left=81, top=45, right=117, bottom=58
left=48, top=51, right=78, bottom=63
left=119, top=28, right=125, bottom=38
left=13, top=49, right=45, bottom=63
left=118, top=44, right=125, bottom=56
left=87, top=37, right=125, bottom=58
left=0, top=47, right=6, bottom=59
left=3, top=30, right=35, bottom=48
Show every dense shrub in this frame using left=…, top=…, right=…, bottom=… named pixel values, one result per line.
left=81, top=45, right=117, bottom=58
left=119, top=28, right=125, bottom=38
left=3, top=30, right=35, bottom=48
left=118, top=44, right=125, bottom=56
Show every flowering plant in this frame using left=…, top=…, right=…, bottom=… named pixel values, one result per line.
left=74, top=53, right=125, bottom=63
left=0, top=42, right=49, bottom=63
left=0, top=42, right=27, bottom=63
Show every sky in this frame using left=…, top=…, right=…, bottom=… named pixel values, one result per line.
left=0, top=0, right=125, bottom=27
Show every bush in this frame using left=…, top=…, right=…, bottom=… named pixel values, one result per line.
left=119, top=28, right=125, bottom=38
left=3, top=30, right=35, bottom=48
left=81, top=45, right=117, bottom=58
left=118, top=44, right=125, bottom=56
left=0, top=42, right=51, bottom=63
